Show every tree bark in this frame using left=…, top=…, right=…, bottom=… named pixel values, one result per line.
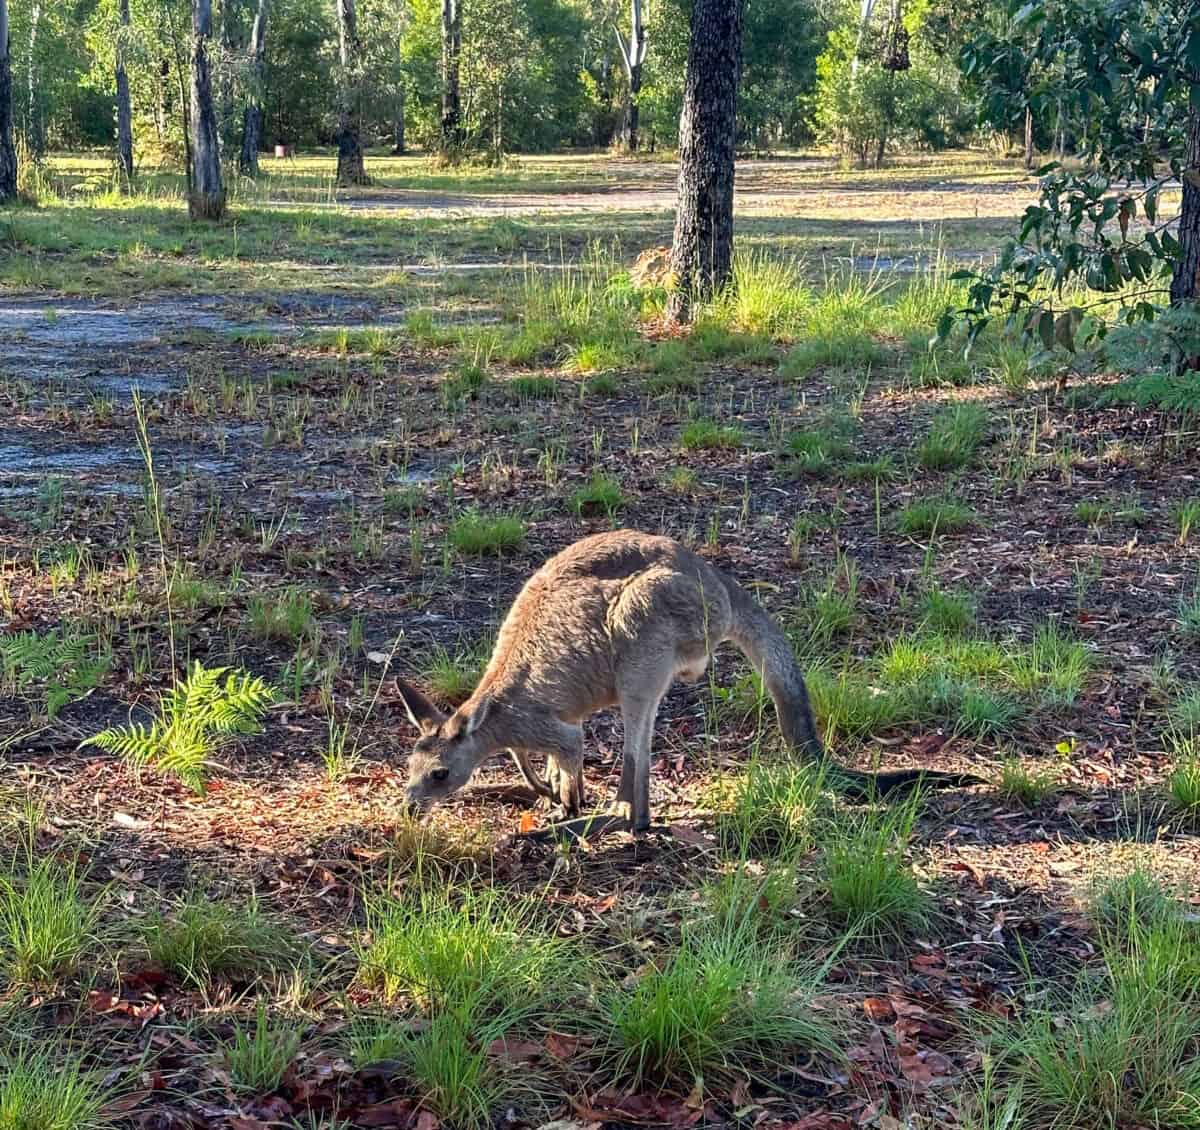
left=239, top=0, right=268, bottom=176
left=335, top=0, right=368, bottom=185
left=188, top=0, right=225, bottom=220
left=116, top=0, right=134, bottom=190
left=665, top=0, right=744, bottom=324
left=1170, top=98, right=1200, bottom=308
left=614, top=0, right=646, bottom=153
left=0, top=0, right=14, bottom=202
left=392, top=86, right=406, bottom=154
left=26, top=1, right=41, bottom=154
left=440, top=0, right=462, bottom=151
left=1022, top=104, right=1034, bottom=170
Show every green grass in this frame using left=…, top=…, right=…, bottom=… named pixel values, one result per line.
left=1168, top=754, right=1200, bottom=820
left=1091, top=870, right=1179, bottom=940
left=822, top=793, right=931, bottom=940
left=421, top=639, right=490, bottom=705
left=447, top=510, right=525, bottom=556
left=569, top=472, right=624, bottom=517
left=782, top=420, right=856, bottom=475
left=680, top=418, right=745, bottom=450
left=1177, top=499, right=1200, bottom=544
left=356, top=886, right=577, bottom=1023
left=779, top=331, right=884, bottom=378
left=0, top=1043, right=112, bottom=1130
left=221, top=1000, right=303, bottom=1093
left=800, top=559, right=859, bottom=649
left=897, top=496, right=977, bottom=535
left=247, top=587, right=316, bottom=644
left=916, top=403, right=989, bottom=471
left=144, top=894, right=298, bottom=988
left=0, top=831, right=102, bottom=985
left=711, top=757, right=830, bottom=857
left=919, top=586, right=976, bottom=633
left=508, top=375, right=559, bottom=401
left=1007, top=622, right=1092, bottom=706
left=997, top=756, right=1059, bottom=807
left=993, top=913, right=1200, bottom=1130
left=600, top=915, right=837, bottom=1090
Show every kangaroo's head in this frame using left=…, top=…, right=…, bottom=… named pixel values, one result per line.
left=395, top=678, right=495, bottom=815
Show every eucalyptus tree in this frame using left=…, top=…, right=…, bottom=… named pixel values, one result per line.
left=0, top=0, right=14, bottom=202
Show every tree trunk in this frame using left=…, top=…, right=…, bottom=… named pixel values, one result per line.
left=239, top=0, right=267, bottom=176
left=392, top=86, right=405, bottom=154
left=0, top=0, right=15, bottom=202
left=116, top=0, right=134, bottom=190
left=188, top=0, right=225, bottom=220
left=1170, top=99, right=1200, bottom=309
left=26, top=1, right=41, bottom=154
left=615, top=0, right=646, bottom=154
left=665, top=0, right=743, bottom=325
left=1023, top=104, right=1034, bottom=170
left=595, top=49, right=614, bottom=147
left=440, top=0, right=461, bottom=151
left=335, top=0, right=368, bottom=185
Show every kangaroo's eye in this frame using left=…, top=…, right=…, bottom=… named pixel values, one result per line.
left=430, top=767, right=450, bottom=783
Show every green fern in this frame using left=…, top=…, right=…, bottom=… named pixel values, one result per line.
left=83, top=662, right=274, bottom=792
left=0, top=629, right=110, bottom=719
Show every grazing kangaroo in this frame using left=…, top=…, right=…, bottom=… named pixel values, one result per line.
left=397, top=529, right=977, bottom=832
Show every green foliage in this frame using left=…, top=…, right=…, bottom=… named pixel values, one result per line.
left=82, top=662, right=275, bottom=792
left=916, top=403, right=988, bottom=470
left=144, top=894, right=298, bottom=988
left=247, top=588, right=316, bottom=644
left=822, top=793, right=930, bottom=940
left=0, top=629, right=110, bottom=719
left=0, top=821, right=102, bottom=985
left=680, top=419, right=745, bottom=450
left=1093, top=371, right=1200, bottom=414
left=422, top=639, right=490, bottom=706
left=919, top=586, right=976, bottom=633
left=447, top=510, right=525, bottom=556
left=602, top=914, right=837, bottom=1090
left=712, top=757, right=831, bottom=857
left=897, top=496, right=977, bottom=535
left=569, top=472, right=624, bottom=518
left=998, top=756, right=1059, bottom=807
left=221, top=1001, right=303, bottom=1093
left=0, top=1043, right=111, bottom=1130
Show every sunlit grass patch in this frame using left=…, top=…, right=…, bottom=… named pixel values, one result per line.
left=569, top=472, right=624, bottom=517
left=144, top=894, right=299, bottom=988
left=221, top=1000, right=303, bottom=1093
left=821, top=793, right=931, bottom=941
left=897, top=496, right=977, bottom=535
left=421, top=638, right=490, bottom=705
left=710, top=756, right=831, bottom=858
left=680, top=418, right=744, bottom=450
left=917, top=403, right=989, bottom=471
left=997, top=755, right=1059, bottom=807
left=447, top=510, right=525, bottom=556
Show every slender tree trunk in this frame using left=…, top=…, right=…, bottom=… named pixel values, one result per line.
left=392, top=85, right=406, bottom=154
left=1023, top=104, right=1034, bottom=170
left=595, top=49, right=614, bottom=147
left=116, top=0, right=134, bottom=190
left=26, top=1, right=40, bottom=154
left=335, top=0, right=368, bottom=185
left=188, top=0, right=225, bottom=219
left=615, top=0, right=646, bottom=154
left=239, top=0, right=267, bottom=176
left=665, top=0, right=743, bottom=325
left=0, top=0, right=17, bottom=201
left=440, top=0, right=461, bottom=151
left=1170, top=100, right=1200, bottom=309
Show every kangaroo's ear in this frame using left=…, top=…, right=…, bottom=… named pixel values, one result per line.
left=394, top=678, right=446, bottom=733
left=465, top=692, right=492, bottom=736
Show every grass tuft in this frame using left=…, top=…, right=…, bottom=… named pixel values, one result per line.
left=448, top=510, right=525, bottom=556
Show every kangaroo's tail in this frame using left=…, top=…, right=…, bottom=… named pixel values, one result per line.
left=721, top=574, right=981, bottom=798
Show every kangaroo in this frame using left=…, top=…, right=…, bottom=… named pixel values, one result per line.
left=396, top=529, right=979, bottom=832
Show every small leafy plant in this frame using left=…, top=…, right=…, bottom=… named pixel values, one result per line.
left=0, top=629, right=110, bottom=719
left=83, top=662, right=275, bottom=792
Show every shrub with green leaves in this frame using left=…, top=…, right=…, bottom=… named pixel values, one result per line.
left=0, top=629, right=110, bottom=719
left=83, top=662, right=275, bottom=792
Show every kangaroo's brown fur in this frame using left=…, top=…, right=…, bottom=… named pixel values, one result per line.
left=397, top=529, right=976, bottom=831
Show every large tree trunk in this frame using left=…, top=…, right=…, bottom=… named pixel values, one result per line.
left=665, top=0, right=743, bottom=325
left=614, top=0, right=646, bottom=154
left=188, top=0, right=225, bottom=220
left=440, top=0, right=461, bottom=151
left=335, top=0, right=368, bottom=185
left=116, top=0, right=134, bottom=190
left=239, top=0, right=268, bottom=176
left=25, top=1, right=41, bottom=154
left=1170, top=100, right=1200, bottom=309
left=0, top=0, right=18, bottom=201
